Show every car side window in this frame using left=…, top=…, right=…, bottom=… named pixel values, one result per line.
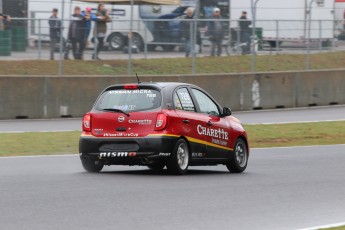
left=191, top=89, right=220, bottom=116
left=175, top=88, right=195, bottom=112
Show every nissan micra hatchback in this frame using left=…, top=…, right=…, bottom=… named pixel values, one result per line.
left=79, top=82, right=249, bottom=175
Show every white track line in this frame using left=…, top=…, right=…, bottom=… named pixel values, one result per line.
left=298, top=222, right=345, bottom=230
left=0, top=130, right=80, bottom=134
left=252, top=144, right=345, bottom=150
left=244, top=119, right=345, bottom=125
left=233, top=104, right=345, bottom=114
left=0, top=154, right=78, bottom=159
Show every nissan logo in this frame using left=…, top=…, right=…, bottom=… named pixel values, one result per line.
left=118, top=116, right=125, bottom=122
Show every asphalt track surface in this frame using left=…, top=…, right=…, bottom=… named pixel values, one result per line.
left=1, top=105, right=345, bottom=132
left=1, top=145, right=345, bottom=230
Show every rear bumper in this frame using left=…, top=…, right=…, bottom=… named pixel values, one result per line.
left=79, top=135, right=178, bottom=164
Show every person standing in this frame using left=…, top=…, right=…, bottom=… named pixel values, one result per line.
left=48, top=8, right=61, bottom=60
left=66, top=6, right=86, bottom=60
left=239, top=11, right=252, bottom=54
left=207, top=8, right=224, bottom=57
left=82, top=7, right=97, bottom=46
left=181, top=8, right=195, bottom=57
left=0, top=13, right=11, bottom=31
left=92, top=3, right=111, bottom=60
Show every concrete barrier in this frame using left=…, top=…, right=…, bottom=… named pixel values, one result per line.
left=1, top=69, right=345, bottom=119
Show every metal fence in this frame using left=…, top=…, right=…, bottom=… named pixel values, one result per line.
left=1, top=17, right=345, bottom=75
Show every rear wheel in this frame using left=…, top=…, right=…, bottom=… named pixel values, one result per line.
left=167, top=139, right=189, bottom=175
left=108, top=33, right=125, bottom=50
left=80, top=156, right=104, bottom=173
left=226, top=139, right=248, bottom=173
left=132, top=33, right=144, bottom=51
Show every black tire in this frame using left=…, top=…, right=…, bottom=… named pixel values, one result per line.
left=162, top=45, right=176, bottom=52
left=147, top=162, right=165, bottom=170
left=268, top=40, right=282, bottom=48
left=132, top=33, right=144, bottom=51
left=226, top=139, right=248, bottom=173
left=148, top=44, right=156, bottom=51
left=108, top=33, right=125, bottom=50
left=167, top=139, right=189, bottom=175
left=80, top=156, right=104, bottom=173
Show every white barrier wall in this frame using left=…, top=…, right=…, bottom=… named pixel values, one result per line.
left=1, top=70, right=345, bottom=119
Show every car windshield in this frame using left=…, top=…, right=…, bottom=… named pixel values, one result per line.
left=95, top=88, right=162, bottom=112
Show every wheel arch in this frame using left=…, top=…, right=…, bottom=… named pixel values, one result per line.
left=106, top=32, right=125, bottom=42
left=176, top=136, right=192, bottom=155
left=236, top=135, right=250, bottom=156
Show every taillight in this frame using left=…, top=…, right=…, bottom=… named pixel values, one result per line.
left=155, top=113, right=167, bottom=131
left=82, top=113, right=91, bottom=132
left=124, top=84, right=138, bottom=89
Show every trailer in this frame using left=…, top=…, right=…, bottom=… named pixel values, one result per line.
left=229, top=0, right=335, bottom=46
left=27, top=0, right=179, bottom=50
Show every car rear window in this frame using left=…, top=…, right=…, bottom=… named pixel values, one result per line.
left=95, top=89, right=162, bottom=112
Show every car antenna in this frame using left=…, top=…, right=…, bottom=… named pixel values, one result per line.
left=136, top=73, right=141, bottom=84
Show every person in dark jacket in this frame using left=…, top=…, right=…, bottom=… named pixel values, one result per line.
left=81, top=7, right=97, bottom=46
left=239, top=11, right=252, bottom=54
left=66, top=6, right=87, bottom=60
left=181, top=8, right=195, bottom=57
left=207, top=8, right=224, bottom=56
left=92, top=3, right=111, bottom=60
left=48, top=8, right=61, bottom=60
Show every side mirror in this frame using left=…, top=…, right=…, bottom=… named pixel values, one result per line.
left=222, top=107, right=232, bottom=117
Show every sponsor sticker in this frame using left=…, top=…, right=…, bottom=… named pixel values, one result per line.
left=159, top=152, right=171, bottom=157
left=211, top=138, right=228, bottom=146
left=192, top=152, right=205, bottom=158
left=128, top=119, right=152, bottom=125
left=108, top=90, right=153, bottom=95
left=103, top=133, right=139, bottom=137
left=99, top=152, right=137, bottom=158
left=197, top=124, right=229, bottom=140
left=93, top=128, right=104, bottom=135
left=113, top=105, right=136, bottom=111
left=118, top=116, right=125, bottom=122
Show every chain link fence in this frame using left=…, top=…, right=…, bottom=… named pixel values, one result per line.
left=1, top=17, right=345, bottom=75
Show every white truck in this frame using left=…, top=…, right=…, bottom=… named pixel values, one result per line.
left=228, top=0, right=335, bottom=47
left=28, top=0, right=179, bottom=50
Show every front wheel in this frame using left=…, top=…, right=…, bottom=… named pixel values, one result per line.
left=162, top=45, right=176, bottom=52
left=167, top=139, right=189, bottom=175
left=226, top=139, right=248, bottom=173
left=80, top=156, right=104, bottom=173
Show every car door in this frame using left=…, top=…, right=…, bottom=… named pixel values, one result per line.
left=190, top=88, right=232, bottom=159
left=173, top=87, right=208, bottom=158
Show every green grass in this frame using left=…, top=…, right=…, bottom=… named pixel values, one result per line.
left=244, top=121, right=345, bottom=148
left=320, top=226, right=345, bottom=230
left=1, top=52, right=345, bottom=75
left=1, top=121, right=345, bottom=157
left=0, top=131, right=80, bottom=156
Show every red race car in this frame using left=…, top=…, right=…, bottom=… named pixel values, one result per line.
left=79, top=82, right=249, bottom=175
